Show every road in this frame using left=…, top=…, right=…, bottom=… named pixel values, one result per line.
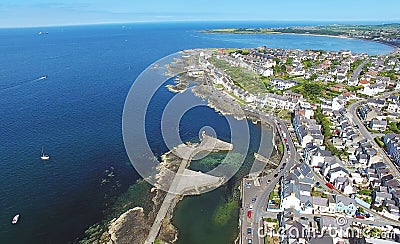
left=202, top=66, right=300, bottom=244
left=201, top=59, right=400, bottom=244
left=312, top=170, right=400, bottom=227
left=349, top=59, right=369, bottom=84
left=347, top=91, right=400, bottom=176
left=240, top=112, right=299, bottom=244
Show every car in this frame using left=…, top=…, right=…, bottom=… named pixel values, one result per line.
left=251, top=197, right=256, bottom=203
left=248, top=239, right=252, bottom=244
left=247, top=210, right=252, bottom=218
left=247, top=227, right=252, bottom=235
left=245, top=182, right=251, bottom=189
left=326, top=183, right=334, bottom=190
left=249, top=204, right=253, bottom=210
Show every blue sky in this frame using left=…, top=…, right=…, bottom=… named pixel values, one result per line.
left=1, top=0, right=399, bottom=27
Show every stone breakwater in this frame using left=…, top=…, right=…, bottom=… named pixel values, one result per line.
left=88, top=133, right=234, bottom=244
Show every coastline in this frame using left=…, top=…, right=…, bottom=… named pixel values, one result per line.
left=276, top=33, right=398, bottom=53
left=81, top=45, right=280, bottom=243
left=204, top=30, right=398, bottom=54
left=77, top=30, right=395, bottom=242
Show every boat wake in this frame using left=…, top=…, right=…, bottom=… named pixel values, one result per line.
left=0, top=76, right=48, bottom=92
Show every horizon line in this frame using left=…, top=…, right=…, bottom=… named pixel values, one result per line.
left=1, top=19, right=400, bottom=29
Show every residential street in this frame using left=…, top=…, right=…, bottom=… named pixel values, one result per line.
left=347, top=91, right=400, bottom=176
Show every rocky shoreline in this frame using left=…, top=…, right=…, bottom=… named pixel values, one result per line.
left=80, top=150, right=183, bottom=244
left=80, top=52, right=282, bottom=244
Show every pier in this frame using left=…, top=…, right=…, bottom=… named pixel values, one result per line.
left=145, top=132, right=233, bottom=244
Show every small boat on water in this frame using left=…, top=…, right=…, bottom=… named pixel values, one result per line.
left=12, top=214, right=19, bottom=224
left=38, top=31, right=49, bottom=35
left=39, top=75, right=48, bottom=80
left=41, top=147, right=50, bottom=160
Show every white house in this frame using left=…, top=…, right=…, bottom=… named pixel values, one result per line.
left=360, top=83, right=386, bottom=97
left=281, top=183, right=301, bottom=211
left=327, top=166, right=349, bottom=182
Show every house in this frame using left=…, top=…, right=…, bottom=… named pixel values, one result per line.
left=293, top=112, right=324, bottom=148
left=369, top=119, right=388, bottom=131
left=312, top=196, right=329, bottom=213
left=396, top=81, right=400, bottom=90
left=283, top=90, right=303, bottom=100
left=334, top=177, right=354, bottom=195
left=359, top=79, right=370, bottom=87
left=387, top=95, right=400, bottom=104
left=283, top=220, right=307, bottom=244
left=376, top=76, right=391, bottom=85
left=304, top=145, right=332, bottom=168
left=358, top=104, right=380, bottom=122
left=281, top=182, right=301, bottom=211
left=269, top=78, right=298, bottom=90
left=349, top=173, right=364, bottom=185
left=384, top=134, right=400, bottom=166
left=367, top=98, right=386, bottom=109
left=300, top=195, right=313, bottom=214
left=388, top=102, right=400, bottom=113
left=360, top=83, right=386, bottom=96
left=336, top=75, right=347, bottom=83
left=310, top=236, right=334, bottom=244
left=334, top=195, right=357, bottom=216
left=373, top=191, right=392, bottom=207
left=387, top=204, right=400, bottom=216
left=332, top=137, right=345, bottom=150
left=293, top=163, right=314, bottom=181
left=289, top=67, right=305, bottom=76
left=327, top=166, right=349, bottom=182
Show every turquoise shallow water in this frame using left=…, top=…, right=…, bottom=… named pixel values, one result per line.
left=0, top=21, right=393, bottom=243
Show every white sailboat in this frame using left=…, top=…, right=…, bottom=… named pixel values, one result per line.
left=41, top=147, right=50, bottom=160
left=12, top=214, right=19, bottom=224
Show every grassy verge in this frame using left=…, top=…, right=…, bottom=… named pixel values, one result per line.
left=209, top=56, right=267, bottom=94
left=375, top=136, right=385, bottom=148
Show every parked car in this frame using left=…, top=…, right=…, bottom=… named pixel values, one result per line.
left=247, top=210, right=252, bottom=218
left=245, top=182, right=251, bottom=189
left=247, top=227, right=252, bottom=235
left=326, top=183, right=334, bottom=190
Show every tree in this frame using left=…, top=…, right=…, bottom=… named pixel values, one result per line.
left=304, top=82, right=322, bottom=96
left=310, top=73, right=318, bottom=81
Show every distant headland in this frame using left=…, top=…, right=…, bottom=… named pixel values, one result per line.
left=203, top=23, right=400, bottom=49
